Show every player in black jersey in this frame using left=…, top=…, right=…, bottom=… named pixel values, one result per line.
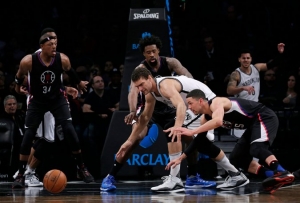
left=12, top=28, right=94, bottom=188
left=168, top=89, right=294, bottom=194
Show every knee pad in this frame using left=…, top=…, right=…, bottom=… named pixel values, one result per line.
left=249, top=142, right=272, bottom=161
left=139, top=124, right=159, bottom=148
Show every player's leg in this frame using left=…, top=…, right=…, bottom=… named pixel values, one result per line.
left=250, top=109, right=294, bottom=193
left=194, top=132, right=249, bottom=190
left=182, top=135, right=217, bottom=188
left=51, top=95, right=94, bottom=183
left=12, top=99, right=44, bottom=188
left=150, top=110, right=185, bottom=192
left=25, top=138, right=47, bottom=187
left=101, top=121, right=148, bottom=191
left=182, top=111, right=217, bottom=188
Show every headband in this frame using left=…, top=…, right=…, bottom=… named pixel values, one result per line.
left=39, top=36, right=57, bottom=44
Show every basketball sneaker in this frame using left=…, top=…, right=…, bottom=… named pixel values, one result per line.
left=100, top=174, right=116, bottom=191
left=216, top=171, right=249, bottom=190
left=12, top=174, right=25, bottom=189
left=77, top=167, right=94, bottom=183
left=292, top=169, right=300, bottom=180
left=185, top=173, right=216, bottom=188
left=27, top=173, right=43, bottom=187
left=151, top=175, right=184, bottom=192
left=262, top=171, right=294, bottom=194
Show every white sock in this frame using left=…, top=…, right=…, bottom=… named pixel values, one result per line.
left=169, top=152, right=181, bottom=178
left=215, top=156, right=238, bottom=173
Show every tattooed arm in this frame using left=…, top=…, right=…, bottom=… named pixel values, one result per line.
left=166, top=57, right=193, bottom=78
left=227, top=70, right=255, bottom=96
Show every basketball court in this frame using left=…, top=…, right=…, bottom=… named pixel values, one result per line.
left=1, top=178, right=300, bottom=202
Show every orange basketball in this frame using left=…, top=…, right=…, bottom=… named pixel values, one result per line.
left=43, top=169, right=67, bottom=194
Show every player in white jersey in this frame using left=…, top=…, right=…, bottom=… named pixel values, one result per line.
left=152, top=75, right=215, bottom=140
left=227, top=43, right=285, bottom=101
left=129, top=67, right=248, bottom=190
left=234, top=64, right=260, bottom=101
left=227, top=44, right=285, bottom=138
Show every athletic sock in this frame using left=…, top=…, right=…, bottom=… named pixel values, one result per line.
left=256, top=165, right=274, bottom=178
left=109, top=160, right=123, bottom=176
left=269, top=160, right=285, bottom=172
left=170, top=152, right=181, bottom=178
left=215, top=156, right=239, bottom=174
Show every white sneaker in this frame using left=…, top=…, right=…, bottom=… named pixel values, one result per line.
left=27, top=173, right=43, bottom=187
left=24, top=172, right=33, bottom=186
left=151, top=175, right=184, bottom=192
left=216, top=172, right=249, bottom=190
left=14, top=169, right=32, bottom=185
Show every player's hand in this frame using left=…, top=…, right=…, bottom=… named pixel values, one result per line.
left=243, top=86, right=255, bottom=95
left=165, top=158, right=182, bottom=170
left=163, top=127, right=182, bottom=142
left=19, top=86, right=28, bottom=95
left=277, top=43, right=285, bottom=54
left=65, top=86, right=78, bottom=99
left=116, top=140, right=132, bottom=158
left=77, top=81, right=89, bottom=94
left=174, top=127, right=194, bottom=136
left=124, top=112, right=137, bottom=125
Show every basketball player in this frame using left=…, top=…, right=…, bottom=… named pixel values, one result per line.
left=125, top=68, right=249, bottom=190
left=168, top=89, right=294, bottom=193
left=226, top=43, right=286, bottom=180
left=12, top=28, right=94, bottom=188
left=101, top=35, right=216, bottom=191
left=227, top=43, right=285, bottom=101
left=13, top=85, right=80, bottom=187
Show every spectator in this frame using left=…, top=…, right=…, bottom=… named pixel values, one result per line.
left=199, top=35, right=228, bottom=96
left=0, top=95, right=25, bottom=174
left=82, top=75, right=119, bottom=178
left=102, top=60, right=114, bottom=87
left=259, top=69, right=282, bottom=109
left=119, top=64, right=124, bottom=78
left=280, top=72, right=300, bottom=109
left=108, top=68, right=122, bottom=103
